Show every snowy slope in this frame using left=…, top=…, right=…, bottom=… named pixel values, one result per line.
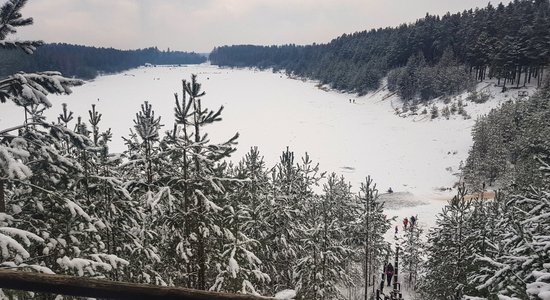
left=0, top=64, right=537, bottom=231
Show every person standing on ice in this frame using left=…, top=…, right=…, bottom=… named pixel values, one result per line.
left=395, top=226, right=398, bottom=235
left=385, top=263, right=395, bottom=286
left=411, top=215, right=417, bottom=227
left=403, top=217, right=409, bottom=230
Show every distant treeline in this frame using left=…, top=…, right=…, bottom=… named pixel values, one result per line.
left=0, top=43, right=207, bottom=79
left=210, top=0, right=550, bottom=98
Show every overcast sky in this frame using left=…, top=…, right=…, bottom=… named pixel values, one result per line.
left=15, top=0, right=511, bottom=53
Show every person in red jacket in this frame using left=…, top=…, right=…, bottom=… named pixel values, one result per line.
left=403, top=217, right=409, bottom=230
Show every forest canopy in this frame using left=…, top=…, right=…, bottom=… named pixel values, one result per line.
left=210, top=0, right=550, bottom=99
left=0, top=43, right=206, bottom=79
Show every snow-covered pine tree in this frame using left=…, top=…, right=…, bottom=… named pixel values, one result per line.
left=0, top=103, right=132, bottom=288
left=471, top=156, right=550, bottom=299
left=153, top=88, right=197, bottom=287
left=0, top=0, right=82, bottom=216
left=119, top=101, right=169, bottom=285
left=182, top=75, right=237, bottom=290
left=210, top=166, right=270, bottom=295
left=264, top=149, right=324, bottom=294
left=216, top=147, right=273, bottom=295
left=294, top=173, right=353, bottom=300
left=122, top=101, right=164, bottom=188
left=419, top=185, right=490, bottom=299
left=69, top=104, right=153, bottom=283
left=266, top=148, right=304, bottom=292
left=349, top=176, right=391, bottom=300
left=152, top=75, right=239, bottom=290
left=0, top=0, right=129, bottom=287
left=398, top=221, right=424, bottom=291
left=465, top=114, right=509, bottom=190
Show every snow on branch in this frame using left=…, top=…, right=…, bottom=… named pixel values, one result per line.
left=0, top=226, right=44, bottom=262
left=0, top=72, right=83, bottom=107
left=0, top=227, right=44, bottom=247
left=64, top=200, right=92, bottom=222
left=0, top=39, right=42, bottom=54
left=0, top=261, right=54, bottom=274
left=56, top=256, right=112, bottom=277
left=90, top=254, right=129, bottom=270
left=195, top=189, right=223, bottom=212
left=0, top=141, right=32, bottom=180
left=146, top=187, right=172, bottom=210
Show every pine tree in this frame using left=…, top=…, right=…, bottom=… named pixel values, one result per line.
left=0, top=0, right=82, bottom=215
left=235, top=148, right=275, bottom=291
left=349, top=176, right=391, bottom=300
left=472, top=157, right=550, bottom=299
left=398, top=222, right=425, bottom=291
left=263, top=149, right=324, bottom=294
left=119, top=102, right=170, bottom=285
left=0, top=1, right=132, bottom=286
left=294, top=173, right=353, bottom=299
left=152, top=75, right=239, bottom=290
left=210, top=147, right=272, bottom=295
left=420, top=186, right=493, bottom=299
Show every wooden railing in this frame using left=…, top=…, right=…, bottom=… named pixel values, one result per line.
left=0, top=269, right=271, bottom=299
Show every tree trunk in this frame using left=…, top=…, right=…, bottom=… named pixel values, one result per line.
left=146, top=141, right=152, bottom=185
left=193, top=97, right=206, bottom=290
left=182, top=122, right=192, bottom=288
left=364, top=191, right=370, bottom=300
left=0, top=180, right=5, bottom=213
left=516, top=65, right=521, bottom=88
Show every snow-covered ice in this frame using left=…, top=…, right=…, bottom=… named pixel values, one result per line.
left=0, top=64, right=536, bottom=230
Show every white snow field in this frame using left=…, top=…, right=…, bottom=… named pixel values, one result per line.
left=0, top=64, right=536, bottom=231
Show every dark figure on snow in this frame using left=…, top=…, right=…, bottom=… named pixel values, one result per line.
left=395, top=226, right=398, bottom=234
left=403, top=217, right=409, bottom=230
left=387, top=187, right=393, bottom=194
left=385, top=263, right=394, bottom=286
left=411, top=215, right=417, bottom=227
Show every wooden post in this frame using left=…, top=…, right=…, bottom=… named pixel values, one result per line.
left=0, top=269, right=271, bottom=300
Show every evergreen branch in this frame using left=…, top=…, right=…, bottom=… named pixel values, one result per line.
left=0, top=0, right=33, bottom=41
left=0, top=72, right=84, bottom=106
left=0, top=39, right=43, bottom=53
left=0, top=122, right=41, bottom=135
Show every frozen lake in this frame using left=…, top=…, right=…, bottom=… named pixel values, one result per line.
left=1, top=64, right=473, bottom=197
left=2, top=64, right=487, bottom=227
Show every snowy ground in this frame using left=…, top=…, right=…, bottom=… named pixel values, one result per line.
left=0, top=63, right=537, bottom=234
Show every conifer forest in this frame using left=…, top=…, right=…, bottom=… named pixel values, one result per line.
left=1, top=0, right=550, bottom=299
